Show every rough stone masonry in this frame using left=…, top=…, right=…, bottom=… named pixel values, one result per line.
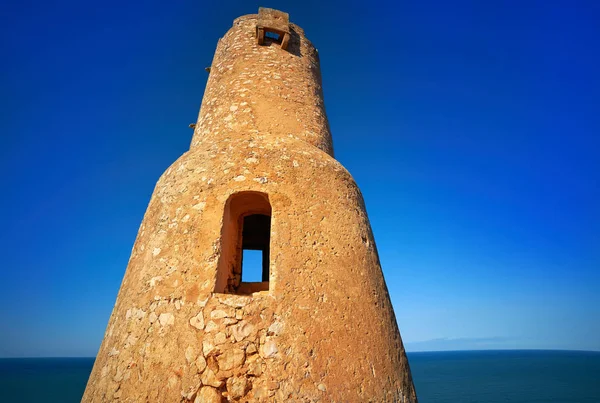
left=83, top=8, right=418, bottom=402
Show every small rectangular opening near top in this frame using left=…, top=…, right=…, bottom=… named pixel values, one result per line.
left=256, top=7, right=290, bottom=50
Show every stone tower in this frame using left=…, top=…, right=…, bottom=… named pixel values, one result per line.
left=83, top=8, right=417, bottom=402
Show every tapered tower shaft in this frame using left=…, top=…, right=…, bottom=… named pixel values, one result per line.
left=83, top=8, right=417, bottom=402
left=191, top=13, right=333, bottom=155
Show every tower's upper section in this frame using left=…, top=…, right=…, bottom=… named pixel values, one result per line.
left=190, top=8, right=334, bottom=156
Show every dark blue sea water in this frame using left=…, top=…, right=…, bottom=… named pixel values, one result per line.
left=0, top=350, right=598, bottom=402
left=410, top=350, right=600, bottom=403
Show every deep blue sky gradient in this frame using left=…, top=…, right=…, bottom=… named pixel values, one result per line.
left=1, top=0, right=598, bottom=357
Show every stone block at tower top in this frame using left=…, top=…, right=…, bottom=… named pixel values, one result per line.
left=257, top=7, right=289, bottom=33
left=257, top=7, right=290, bottom=49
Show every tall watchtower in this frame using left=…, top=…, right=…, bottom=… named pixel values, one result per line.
left=83, top=8, right=417, bottom=402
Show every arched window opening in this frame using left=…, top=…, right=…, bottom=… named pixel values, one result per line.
left=215, top=192, right=271, bottom=295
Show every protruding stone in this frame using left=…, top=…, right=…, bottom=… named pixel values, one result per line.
left=261, top=340, right=278, bottom=358
left=195, top=386, right=222, bottom=403
left=218, top=348, right=246, bottom=371
left=124, top=334, right=137, bottom=348
left=195, top=355, right=207, bottom=373
left=227, top=376, right=249, bottom=399
left=185, top=346, right=195, bottom=363
left=267, top=321, right=283, bottom=336
left=158, top=313, right=174, bottom=327
left=149, top=276, right=162, bottom=287
left=210, top=309, right=232, bottom=319
left=214, top=332, right=227, bottom=345
left=247, top=358, right=263, bottom=376
left=254, top=385, right=269, bottom=400
left=203, top=340, right=216, bottom=357
left=148, top=312, right=157, bottom=324
left=231, top=321, right=255, bottom=342
left=204, top=321, right=218, bottom=332
left=189, top=312, right=204, bottom=330
left=192, top=202, right=206, bottom=210
left=246, top=342, right=257, bottom=355
left=200, top=368, right=223, bottom=388
left=217, top=295, right=251, bottom=308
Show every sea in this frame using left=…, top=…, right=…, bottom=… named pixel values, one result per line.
left=0, top=350, right=598, bottom=402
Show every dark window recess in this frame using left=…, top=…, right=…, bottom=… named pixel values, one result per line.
left=241, top=214, right=271, bottom=282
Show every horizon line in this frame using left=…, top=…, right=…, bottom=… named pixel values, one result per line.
left=2, top=348, right=599, bottom=359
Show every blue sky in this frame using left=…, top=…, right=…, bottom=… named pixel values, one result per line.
left=1, top=0, right=598, bottom=357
